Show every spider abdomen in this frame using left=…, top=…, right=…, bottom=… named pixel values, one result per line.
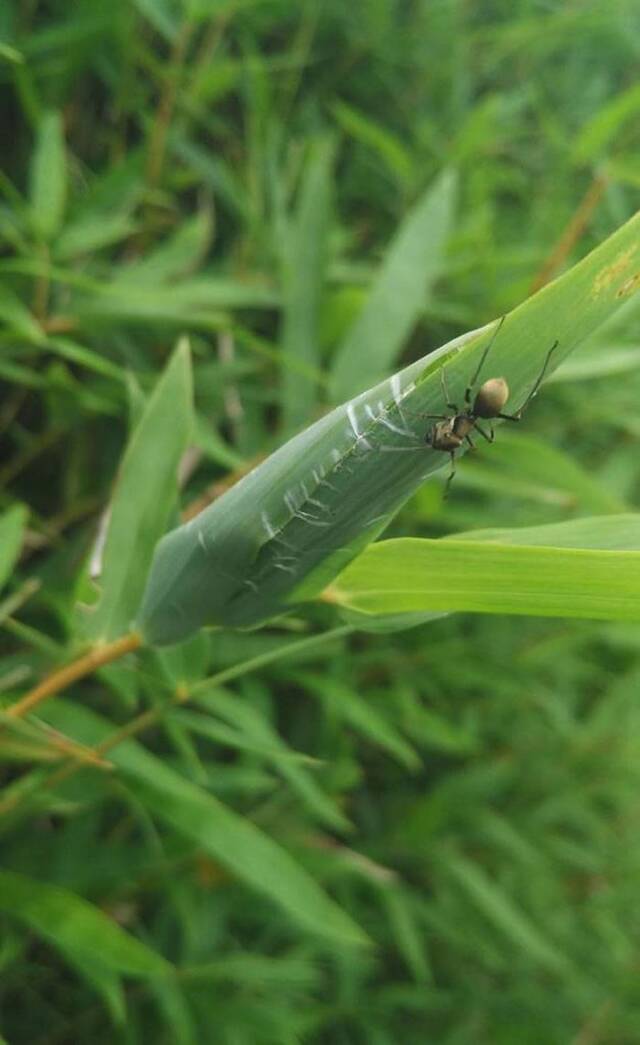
left=473, top=377, right=509, bottom=419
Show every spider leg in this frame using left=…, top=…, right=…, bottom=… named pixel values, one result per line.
left=440, top=368, right=458, bottom=412
left=465, top=434, right=476, bottom=450
left=444, top=451, right=456, bottom=497
left=465, top=315, right=506, bottom=403
left=473, top=421, right=493, bottom=443
left=509, top=339, right=559, bottom=417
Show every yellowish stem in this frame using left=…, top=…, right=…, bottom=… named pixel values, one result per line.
left=5, top=632, right=143, bottom=721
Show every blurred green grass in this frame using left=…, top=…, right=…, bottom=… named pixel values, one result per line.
left=3, top=0, right=640, bottom=1042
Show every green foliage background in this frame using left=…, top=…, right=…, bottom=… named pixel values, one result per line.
left=2, top=1, right=640, bottom=1042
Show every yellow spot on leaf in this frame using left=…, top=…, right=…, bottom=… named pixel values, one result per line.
left=591, top=245, right=637, bottom=299
left=616, top=272, right=640, bottom=298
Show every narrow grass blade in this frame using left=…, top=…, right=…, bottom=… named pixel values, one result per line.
left=0, top=504, right=28, bottom=591
left=280, top=138, right=334, bottom=434
left=0, top=285, right=44, bottom=342
left=329, top=169, right=456, bottom=402
left=110, top=211, right=212, bottom=285
left=444, top=855, right=572, bottom=977
left=28, top=110, right=67, bottom=241
left=54, top=213, right=136, bottom=259
left=332, top=100, right=414, bottom=185
left=295, top=673, right=420, bottom=770
left=572, top=83, right=640, bottom=163
left=85, top=339, right=192, bottom=641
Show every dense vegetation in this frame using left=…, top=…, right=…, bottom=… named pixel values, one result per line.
left=2, top=1, right=640, bottom=1042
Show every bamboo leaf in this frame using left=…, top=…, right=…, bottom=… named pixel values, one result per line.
left=0, top=285, right=44, bottom=342
left=28, top=110, right=67, bottom=241
left=55, top=212, right=136, bottom=259
left=188, top=688, right=351, bottom=831
left=329, top=169, right=457, bottom=402
left=42, top=701, right=369, bottom=950
left=0, top=504, right=28, bottom=592
left=295, top=672, right=420, bottom=770
left=86, top=339, right=192, bottom=641
left=444, top=855, right=572, bottom=976
left=462, top=432, right=626, bottom=513
left=138, top=208, right=640, bottom=645
left=0, top=870, right=171, bottom=977
left=573, top=82, right=640, bottom=163
left=280, top=137, right=334, bottom=434
left=327, top=516, right=640, bottom=622
left=332, top=101, right=414, bottom=185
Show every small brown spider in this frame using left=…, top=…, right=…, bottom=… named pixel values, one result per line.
left=425, top=317, right=558, bottom=493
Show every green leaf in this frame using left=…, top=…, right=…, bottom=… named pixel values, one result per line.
left=380, top=888, right=432, bottom=983
left=332, top=101, right=414, bottom=185
left=444, top=855, right=572, bottom=976
left=454, top=513, right=640, bottom=550
left=280, top=138, right=334, bottom=434
left=329, top=169, right=456, bottom=402
left=296, top=673, right=420, bottom=770
left=74, top=277, right=276, bottom=325
left=461, top=432, right=626, bottom=514
left=0, top=870, right=171, bottom=977
left=187, top=689, right=351, bottom=831
left=138, top=208, right=640, bottom=645
left=572, top=82, right=640, bottom=163
left=549, top=343, right=640, bottom=383
left=110, top=211, right=213, bottom=285
left=44, top=336, right=126, bottom=382
left=86, top=339, right=192, bottom=641
left=327, top=516, right=640, bottom=622
left=54, top=212, right=136, bottom=259
left=0, top=284, right=43, bottom=342
left=28, top=110, right=67, bottom=241
left=42, top=701, right=369, bottom=950
left=0, top=504, right=28, bottom=592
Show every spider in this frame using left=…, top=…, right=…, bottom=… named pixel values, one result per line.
left=425, top=317, right=558, bottom=493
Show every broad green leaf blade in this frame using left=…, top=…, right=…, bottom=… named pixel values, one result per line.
left=0, top=870, right=171, bottom=977
left=327, top=519, right=640, bottom=621
left=86, top=339, right=192, bottom=641
left=42, top=701, right=369, bottom=950
left=28, top=110, right=67, bottom=241
left=0, top=504, right=28, bottom=592
left=280, top=138, right=334, bottom=434
left=138, top=209, right=640, bottom=645
left=329, top=169, right=457, bottom=402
